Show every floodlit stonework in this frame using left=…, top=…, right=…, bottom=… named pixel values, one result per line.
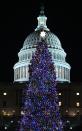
left=13, top=8, right=71, bottom=83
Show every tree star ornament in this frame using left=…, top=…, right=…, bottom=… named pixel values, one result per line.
left=40, top=30, right=46, bottom=38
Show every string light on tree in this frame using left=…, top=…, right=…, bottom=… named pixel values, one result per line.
left=19, top=41, right=63, bottom=130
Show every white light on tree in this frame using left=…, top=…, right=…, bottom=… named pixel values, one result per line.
left=59, top=101, right=62, bottom=106
left=4, top=126, right=7, bottom=130
left=11, top=120, right=13, bottom=123
left=21, top=111, right=25, bottom=115
left=70, top=127, right=72, bottom=130
left=76, top=92, right=79, bottom=95
left=3, top=92, right=7, bottom=96
left=59, top=93, right=61, bottom=96
left=76, top=102, right=80, bottom=107
left=66, top=110, right=68, bottom=113
left=40, top=31, right=46, bottom=38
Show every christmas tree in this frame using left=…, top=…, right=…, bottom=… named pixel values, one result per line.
left=19, top=40, right=63, bottom=131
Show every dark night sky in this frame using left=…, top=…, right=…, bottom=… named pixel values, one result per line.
left=0, top=0, right=82, bottom=82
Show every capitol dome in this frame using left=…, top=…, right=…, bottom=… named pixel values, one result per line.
left=13, top=8, right=71, bottom=83
left=22, top=31, right=63, bottom=50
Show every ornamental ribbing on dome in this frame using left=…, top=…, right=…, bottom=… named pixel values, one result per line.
left=13, top=8, right=71, bottom=83
left=22, top=31, right=63, bottom=50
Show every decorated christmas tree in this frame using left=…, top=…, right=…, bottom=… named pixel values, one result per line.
left=19, top=40, right=63, bottom=131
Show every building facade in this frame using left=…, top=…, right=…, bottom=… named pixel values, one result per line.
left=0, top=83, right=82, bottom=118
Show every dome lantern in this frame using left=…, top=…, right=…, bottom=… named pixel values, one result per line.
left=35, top=6, right=49, bottom=31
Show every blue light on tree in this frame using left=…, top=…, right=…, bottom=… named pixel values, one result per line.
left=19, top=40, right=63, bottom=131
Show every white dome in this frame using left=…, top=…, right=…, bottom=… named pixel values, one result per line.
left=13, top=10, right=71, bottom=83
left=22, top=31, right=63, bottom=51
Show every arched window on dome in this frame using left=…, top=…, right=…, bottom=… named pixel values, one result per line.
left=65, top=68, right=67, bottom=79
left=64, top=67, right=67, bottom=80
left=26, top=66, right=29, bottom=79
left=22, top=55, right=24, bottom=60
left=16, top=68, right=19, bottom=79
left=60, top=55, right=62, bottom=61
left=53, top=53, right=56, bottom=59
left=25, top=54, right=27, bottom=60
left=23, top=66, right=26, bottom=78
left=14, top=69, right=17, bottom=80
left=28, top=53, right=31, bottom=59
left=24, top=55, right=26, bottom=60
left=66, top=68, right=69, bottom=80
left=57, top=54, right=60, bottom=60
left=18, top=68, right=20, bottom=79
left=58, top=66, right=59, bottom=78
left=61, top=67, right=64, bottom=79
left=32, top=52, right=35, bottom=56
left=68, top=69, right=70, bottom=81
left=21, top=67, right=23, bottom=78
left=19, top=67, right=21, bottom=79
left=66, top=68, right=68, bottom=80
left=56, top=66, right=58, bottom=78
left=59, top=67, right=61, bottom=78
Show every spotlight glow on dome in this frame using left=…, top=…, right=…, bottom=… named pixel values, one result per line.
left=40, top=31, right=46, bottom=38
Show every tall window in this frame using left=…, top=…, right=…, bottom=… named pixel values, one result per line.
left=76, top=102, right=80, bottom=107
left=21, top=67, right=23, bottom=78
left=61, top=67, right=64, bottom=79
left=56, top=66, right=58, bottom=78
left=64, top=67, right=66, bottom=79
left=28, top=53, right=31, bottom=59
left=58, top=66, right=61, bottom=78
left=59, top=101, right=62, bottom=106
left=23, top=66, right=26, bottom=78
left=16, top=68, right=19, bottom=79
left=15, top=69, right=17, bottom=80
left=53, top=53, right=56, bottom=59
